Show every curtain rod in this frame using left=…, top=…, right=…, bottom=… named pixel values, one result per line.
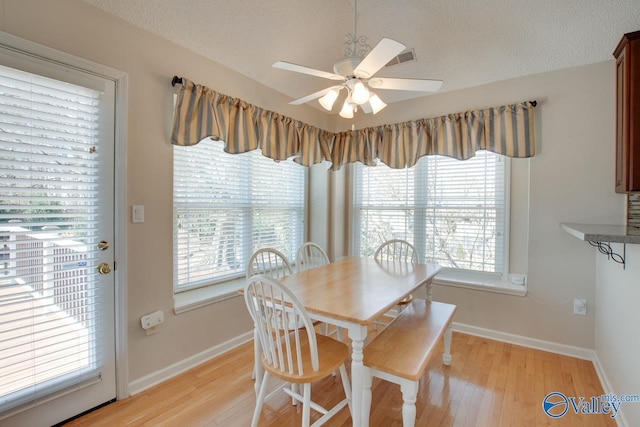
left=170, top=75, right=537, bottom=107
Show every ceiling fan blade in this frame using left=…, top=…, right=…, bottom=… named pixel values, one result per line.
left=273, top=61, right=345, bottom=81
left=359, top=102, right=373, bottom=114
left=289, top=86, right=342, bottom=105
left=368, top=77, right=443, bottom=92
left=353, top=38, right=406, bottom=78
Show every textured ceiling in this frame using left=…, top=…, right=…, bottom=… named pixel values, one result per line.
left=84, top=0, right=640, bottom=111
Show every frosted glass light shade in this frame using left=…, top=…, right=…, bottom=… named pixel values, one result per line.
left=351, top=81, right=370, bottom=105
left=368, top=93, right=387, bottom=114
left=339, top=100, right=354, bottom=118
left=318, top=89, right=339, bottom=111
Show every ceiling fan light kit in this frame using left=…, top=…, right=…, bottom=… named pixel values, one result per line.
left=351, top=81, right=370, bottom=105
left=339, top=97, right=355, bottom=119
left=272, top=0, right=442, bottom=119
left=368, top=93, right=386, bottom=114
left=319, top=88, right=340, bottom=110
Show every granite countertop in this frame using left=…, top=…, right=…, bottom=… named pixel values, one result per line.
left=561, top=223, right=640, bottom=244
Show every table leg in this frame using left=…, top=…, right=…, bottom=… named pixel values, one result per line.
left=348, top=324, right=368, bottom=427
left=362, top=367, right=373, bottom=427
left=425, top=280, right=433, bottom=302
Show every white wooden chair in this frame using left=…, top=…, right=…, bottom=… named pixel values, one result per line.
left=373, top=239, right=424, bottom=327
left=296, top=242, right=330, bottom=272
left=246, top=247, right=327, bottom=388
left=247, top=248, right=293, bottom=383
left=243, top=275, right=352, bottom=427
left=295, top=242, right=342, bottom=342
left=247, top=247, right=294, bottom=279
left=374, top=239, right=419, bottom=264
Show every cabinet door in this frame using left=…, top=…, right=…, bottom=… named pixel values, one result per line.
left=615, top=49, right=628, bottom=193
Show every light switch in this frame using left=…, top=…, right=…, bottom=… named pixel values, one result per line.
left=132, top=205, right=144, bottom=223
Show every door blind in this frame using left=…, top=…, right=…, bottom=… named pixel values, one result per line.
left=173, top=140, right=305, bottom=291
left=354, top=151, right=507, bottom=274
left=0, top=65, right=104, bottom=411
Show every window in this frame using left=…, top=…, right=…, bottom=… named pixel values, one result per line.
left=353, top=151, right=509, bottom=277
left=173, top=140, right=305, bottom=292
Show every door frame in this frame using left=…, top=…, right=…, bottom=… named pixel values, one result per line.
left=0, top=31, right=130, bottom=400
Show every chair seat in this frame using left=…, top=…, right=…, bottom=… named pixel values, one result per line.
left=262, top=331, right=350, bottom=384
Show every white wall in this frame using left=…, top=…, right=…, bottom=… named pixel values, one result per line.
left=596, top=244, right=640, bottom=427
left=347, top=60, right=626, bottom=348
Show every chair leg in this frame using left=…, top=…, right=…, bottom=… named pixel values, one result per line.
left=443, top=325, right=453, bottom=365
left=400, top=379, right=418, bottom=427
left=251, top=371, right=270, bottom=427
left=302, top=383, right=312, bottom=427
left=339, top=364, right=353, bottom=417
left=291, top=383, right=299, bottom=405
left=253, top=327, right=261, bottom=394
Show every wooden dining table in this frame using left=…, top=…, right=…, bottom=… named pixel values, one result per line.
left=251, top=257, right=442, bottom=427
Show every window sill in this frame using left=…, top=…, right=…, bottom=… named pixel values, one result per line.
left=433, top=270, right=527, bottom=296
left=173, top=277, right=245, bottom=314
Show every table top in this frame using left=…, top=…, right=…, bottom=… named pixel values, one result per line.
left=279, top=257, right=441, bottom=325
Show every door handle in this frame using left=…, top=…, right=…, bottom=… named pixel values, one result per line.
left=97, top=262, right=112, bottom=275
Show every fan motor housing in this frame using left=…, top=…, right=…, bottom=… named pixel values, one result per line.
left=333, top=57, right=362, bottom=78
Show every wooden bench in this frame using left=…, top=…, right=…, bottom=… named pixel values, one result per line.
left=362, top=299, right=457, bottom=427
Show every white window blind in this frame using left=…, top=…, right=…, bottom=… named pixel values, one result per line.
left=0, top=65, right=103, bottom=411
left=173, top=140, right=305, bottom=291
left=354, top=151, right=508, bottom=275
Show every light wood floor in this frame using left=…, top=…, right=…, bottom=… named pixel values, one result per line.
left=65, top=331, right=615, bottom=426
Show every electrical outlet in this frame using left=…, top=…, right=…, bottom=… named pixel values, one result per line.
left=573, top=299, right=587, bottom=315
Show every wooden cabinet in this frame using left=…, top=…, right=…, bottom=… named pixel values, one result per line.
left=614, top=30, right=640, bottom=193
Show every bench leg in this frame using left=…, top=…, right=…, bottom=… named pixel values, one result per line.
left=361, top=367, right=373, bottom=426
left=400, top=379, right=418, bottom=427
left=442, top=325, right=453, bottom=365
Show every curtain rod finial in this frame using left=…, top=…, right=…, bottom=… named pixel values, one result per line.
left=530, top=100, right=537, bottom=107
left=172, top=76, right=183, bottom=87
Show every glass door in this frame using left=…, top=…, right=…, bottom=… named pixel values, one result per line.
left=0, top=43, right=116, bottom=426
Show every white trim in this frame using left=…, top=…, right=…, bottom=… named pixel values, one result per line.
left=127, top=331, right=254, bottom=396
left=501, top=155, right=512, bottom=279
left=0, top=30, right=130, bottom=399
left=452, top=322, right=595, bottom=360
left=434, top=270, right=527, bottom=296
left=113, top=73, right=129, bottom=400
left=454, top=323, right=628, bottom=425
left=173, top=277, right=245, bottom=314
left=592, top=354, right=627, bottom=427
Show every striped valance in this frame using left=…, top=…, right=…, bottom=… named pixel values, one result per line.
left=171, top=79, right=333, bottom=166
left=330, top=102, right=536, bottom=170
left=171, top=78, right=536, bottom=170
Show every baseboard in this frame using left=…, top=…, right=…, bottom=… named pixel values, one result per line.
left=592, top=353, right=627, bottom=427
left=452, top=322, right=596, bottom=361
left=127, top=330, right=253, bottom=396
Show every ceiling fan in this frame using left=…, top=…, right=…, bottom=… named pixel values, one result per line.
left=272, top=0, right=442, bottom=118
